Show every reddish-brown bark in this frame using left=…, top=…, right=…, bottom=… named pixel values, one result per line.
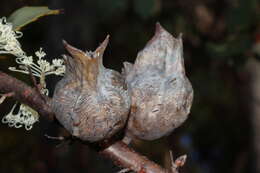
left=101, top=141, right=172, bottom=173
left=0, top=71, right=54, bottom=120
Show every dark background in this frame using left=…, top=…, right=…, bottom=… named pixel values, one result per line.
left=0, top=0, right=259, bottom=173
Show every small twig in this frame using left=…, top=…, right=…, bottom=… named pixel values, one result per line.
left=170, top=151, right=178, bottom=173
left=101, top=141, right=170, bottom=173
left=174, top=155, right=187, bottom=168
left=0, top=92, right=14, bottom=104
left=45, top=134, right=76, bottom=148
left=118, top=168, right=131, bottom=173
left=27, top=65, right=47, bottom=103
left=170, top=151, right=187, bottom=173
left=45, top=134, right=65, bottom=141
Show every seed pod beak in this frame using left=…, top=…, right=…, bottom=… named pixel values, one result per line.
left=94, top=35, right=110, bottom=58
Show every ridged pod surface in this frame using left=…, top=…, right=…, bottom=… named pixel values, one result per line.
left=124, top=23, right=193, bottom=140
left=52, top=36, right=130, bottom=142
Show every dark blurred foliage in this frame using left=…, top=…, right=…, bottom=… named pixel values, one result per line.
left=0, top=0, right=259, bottom=173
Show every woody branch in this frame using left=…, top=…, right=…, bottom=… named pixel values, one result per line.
left=0, top=71, right=178, bottom=173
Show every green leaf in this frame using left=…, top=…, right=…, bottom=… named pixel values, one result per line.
left=7, top=6, right=61, bottom=31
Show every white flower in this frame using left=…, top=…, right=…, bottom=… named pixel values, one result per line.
left=2, top=103, right=39, bottom=130
left=0, top=17, right=24, bottom=56
left=10, top=47, right=65, bottom=77
left=0, top=16, right=66, bottom=130
left=35, top=47, right=46, bottom=59
left=54, top=65, right=66, bottom=75
left=21, top=55, right=33, bottom=65
left=52, top=59, right=63, bottom=66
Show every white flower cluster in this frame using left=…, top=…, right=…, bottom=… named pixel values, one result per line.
left=9, top=48, right=65, bottom=79
left=0, top=17, right=24, bottom=56
left=0, top=17, right=65, bottom=130
left=2, top=103, right=40, bottom=130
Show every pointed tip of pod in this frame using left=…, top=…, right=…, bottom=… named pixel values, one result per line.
left=177, top=33, right=183, bottom=46
left=154, top=22, right=169, bottom=37
left=123, top=61, right=134, bottom=75
left=153, top=24, right=184, bottom=55
left=178, top=33, right=183, bottom=39
left=94, top=35, right=110, bottom=57
left=146, top=22, right=172, bottom=47
left=145, top=23, right=184, bottom=52
left=62, top=39, right=87, bottom=60
left=155, top=22, right=164, bottom=33
left=62, top=39, right=68, bottom=46
left=154, top=22, right=183, bottom=43
left=133, top=22, right=185, bottom=75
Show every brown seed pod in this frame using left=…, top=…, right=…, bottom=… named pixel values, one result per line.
left=123, top=23, right=193, bottom=141
left=51, top=36, right=130, bottom=142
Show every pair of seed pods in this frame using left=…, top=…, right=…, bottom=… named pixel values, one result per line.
left=51, top=23, right=193, bottom=143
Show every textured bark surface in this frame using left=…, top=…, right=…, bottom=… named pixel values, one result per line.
left=101, top=141, right=173, bottom=173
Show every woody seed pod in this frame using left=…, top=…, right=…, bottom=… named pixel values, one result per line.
left=51, top=36, right=130, bottom=142
left=123, top=23, right=193, bottom=141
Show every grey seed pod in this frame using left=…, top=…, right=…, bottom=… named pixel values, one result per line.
left=51, top=36, right=130, bottom=142
left=124, top=23, right=193, bottom=140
